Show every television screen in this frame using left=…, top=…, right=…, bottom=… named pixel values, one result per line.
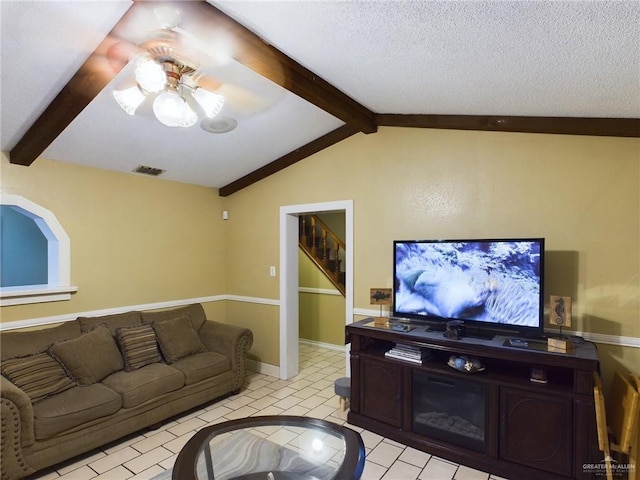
left=393, top=238, right=544, bottom=338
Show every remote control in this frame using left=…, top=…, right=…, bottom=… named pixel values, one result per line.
left=509, top=338, right=528, bottom=347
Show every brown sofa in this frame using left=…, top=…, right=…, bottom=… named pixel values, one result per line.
left=0, top=303, right=253, bottom=480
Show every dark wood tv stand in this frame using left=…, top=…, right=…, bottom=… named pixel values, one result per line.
left=346, top=319, right=600, bottom=480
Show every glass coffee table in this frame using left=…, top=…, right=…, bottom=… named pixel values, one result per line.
left=172, top=415, right=365, bottom=480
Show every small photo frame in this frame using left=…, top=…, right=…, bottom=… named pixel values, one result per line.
left=370, top=288, right=392, bottom=305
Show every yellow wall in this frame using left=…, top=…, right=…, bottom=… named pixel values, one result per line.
left=2, top=128, right=639, bottom=378
left=299, top=251, right=345, bottom=346
left=223, top=127, right=640, bottom=374
left=0, top=154, right=227, bottom=322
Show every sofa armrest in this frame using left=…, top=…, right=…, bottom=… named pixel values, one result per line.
left=198, top=321, right=253, bottom=391
left=1, top=376, right=36, bottom=480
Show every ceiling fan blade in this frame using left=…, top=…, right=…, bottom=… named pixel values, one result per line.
left=216, top=83, right=279, bottom=116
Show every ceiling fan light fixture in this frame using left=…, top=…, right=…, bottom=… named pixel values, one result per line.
left=135, top=56, right=166, bottom=93
left=153, top=89, right=196, bottom=127
left=113, top=86, right=146, bottom=115
left=193, top=87, right=224, bottom=118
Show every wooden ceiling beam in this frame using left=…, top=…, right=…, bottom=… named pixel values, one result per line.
left=219, top=124, right=359, bottom=197
left=376, top=114, right=640, bottom=137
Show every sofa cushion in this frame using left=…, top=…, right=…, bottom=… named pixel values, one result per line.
left=170, top=351, right=231, bottom=385
left=101, top=363, right=185, bottom=408
left=49, top=325, right=124, bottom=385
left=142, top=303, right=207, bottom=331
left=0, top=352, right=77, bottom=403
left=32, top=384, right=122, bottom=440
left=0, top=321, right=81, bottom=361
left=79, top=311, right=143, bottom=335
left=116, top=324, right=162, bottom=371
left=153, top=315, right=206, bottom=364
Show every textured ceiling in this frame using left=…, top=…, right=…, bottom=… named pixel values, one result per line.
left=215, top=0, right=639, bottom=117
left=1, top=1, right=638, bottom=191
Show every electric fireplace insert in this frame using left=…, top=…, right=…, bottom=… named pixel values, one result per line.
left=412, top=371, right=487, bottom=452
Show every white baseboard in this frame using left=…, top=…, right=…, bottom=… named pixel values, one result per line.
left=246, top=359, right=279, bottom=378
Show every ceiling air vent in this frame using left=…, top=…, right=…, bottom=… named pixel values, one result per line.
left=134, top=165, right=165, bottom=176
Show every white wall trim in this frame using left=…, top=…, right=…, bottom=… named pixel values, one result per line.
left=299, top=338, right=349, bottom=353
left=226, top=295, right=280, bottom=306
left=3, top=295, right=638, bottom=349
left=299, top=287, right=342, bottom=296
left=0, top=285, right=79, bottom=306
left=0, top=295, right=227, bottom=331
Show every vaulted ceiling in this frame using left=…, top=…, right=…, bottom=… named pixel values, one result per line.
left=1, top=1, right=638, bottom=196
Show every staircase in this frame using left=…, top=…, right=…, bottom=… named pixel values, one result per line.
left=299, top=214, right=346, bottom=296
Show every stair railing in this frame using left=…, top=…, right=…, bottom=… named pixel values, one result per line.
left=299, top=214, right=346, bottom=296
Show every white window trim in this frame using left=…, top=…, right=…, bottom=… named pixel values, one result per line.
left=0, top=194, right=77, bottom=306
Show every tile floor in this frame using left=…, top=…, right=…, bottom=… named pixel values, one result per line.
left=28, top=344, right=508, bottom=480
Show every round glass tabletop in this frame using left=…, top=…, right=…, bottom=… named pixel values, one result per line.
left=172, top=415, right=365, bottom=480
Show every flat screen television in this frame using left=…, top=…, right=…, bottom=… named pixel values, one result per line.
left=393, top=238, right=545, bottom=339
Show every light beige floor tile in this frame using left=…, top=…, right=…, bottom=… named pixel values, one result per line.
left=298, top=395, right=327, bottom=409
left=360, top=429, right=384, bottom=450
left=158, top=453, right=178, bottom=470
left=198, top=405, right=234, bottom=422
left=252, top=405, right=285, bottom=416
left=123, top=447, right=173, bottom=474
left=366, top=442, right=404, bottom=468
left=454, top=465, right=490, bottom=480
left=245, top=378, right=273, bottom=390
left=419, top=457, right=458, bottom=480
left=287, top=379, right=314, bottom=390
left=223, top=405, right=259, bottom=420
left=132, top=430, right=177, bottom=454
left=167, top=417, right=207, bottom=437
left=268, top=386, right=299, bottom=399
left=305, top=404, right=337, bottom=419
left=361, top=460, right=388, bottom=480
left=224, top=395, right=256, bottom=409
left=244, top=386, right=277, bottom=399
left=55, top=451, right=105, bottom=476
left=163, top=431, right=197, bottom=454
left=382, top=460, right=422, bottom=480
left=56, top=466, right=98, bottom=480
left=398, top=446, right=431, bottom=468
left=280, top=405, right=311, bottom=416
left=247, top=395, right=279, bottom=410
left=273, top=395, right=303, bottom=409
left=89, top=446, right=140, bottom=474
left=291, top=386, right=321, bottom=400
left=267, top=379, right=292, bottom=390
left=94, top=465, right=133, bottom=480
left=128, top=464, right=166, bottom=480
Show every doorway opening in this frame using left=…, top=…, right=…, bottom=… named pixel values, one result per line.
left=279, top=200, right=353, bottom=379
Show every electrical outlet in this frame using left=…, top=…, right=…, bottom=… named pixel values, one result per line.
left=269, top=266, right=276, bottom=277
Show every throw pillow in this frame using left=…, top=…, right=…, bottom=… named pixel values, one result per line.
left=49, top=324, right=124, bottom=384
left=153, top=314, right=205, bottom=364
left=1, top=352, right=77, bottom=403
left=116, top=324, right=162, bottom=371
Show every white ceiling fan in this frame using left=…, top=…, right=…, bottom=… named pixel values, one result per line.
left=111, top=6, right=239, bottom=132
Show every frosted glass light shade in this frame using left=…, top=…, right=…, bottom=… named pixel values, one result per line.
left=153, top=90, right=197, bottom=127
left=135, top=57, right=166, bottom=93
left=112, top=86, right=146, bottom=115
left=193, top=87, right=224, bottom=118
